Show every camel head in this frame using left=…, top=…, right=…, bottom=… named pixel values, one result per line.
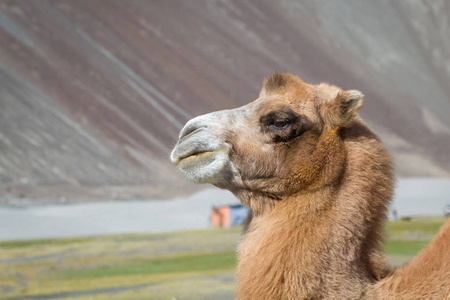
left=170, top=73, right=363, bottom=210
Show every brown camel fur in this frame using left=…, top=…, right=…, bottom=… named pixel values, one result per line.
left=170, top=72, right=450, bottom=299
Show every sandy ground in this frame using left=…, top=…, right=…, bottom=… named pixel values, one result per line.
left=0, top=178, right=448, bottom=241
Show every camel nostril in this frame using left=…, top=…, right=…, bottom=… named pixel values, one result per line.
left=181, top=127, right=205, bottom=140
left=179, top=122, right=207, bottom=140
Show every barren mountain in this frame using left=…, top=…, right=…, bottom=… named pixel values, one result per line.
left=0, top=1, right=449, bottom=203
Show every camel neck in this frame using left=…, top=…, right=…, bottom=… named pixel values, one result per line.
left=236, top=191, right=374, bottom=299
left=236, top=155, right=393, bottom=299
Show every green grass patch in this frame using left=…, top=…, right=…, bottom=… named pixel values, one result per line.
left=0, top=237, right=91, bottom=249
left=382, top=240, right=429, bottom=256
left=62, top=251, right=237, bottom=279
left=1, top=218, right=447, bottom=299
left=385, top=217, right=446, bottom=236
left=381, top=218, right=446, bottom=257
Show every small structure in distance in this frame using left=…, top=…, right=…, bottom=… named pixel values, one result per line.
left=211, top=204, right=249, bottom=228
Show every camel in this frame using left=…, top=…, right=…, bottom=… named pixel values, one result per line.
left=170, top=72, right=450, bottom=299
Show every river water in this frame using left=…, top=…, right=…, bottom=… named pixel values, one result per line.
left=0, top=178, right=448, bottom=241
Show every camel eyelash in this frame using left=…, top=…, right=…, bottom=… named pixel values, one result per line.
left=261, top=108, right=303, bottom=133
left=271, top=119, right=290, bottom=129
left=261, top=109, right=299, bottom=128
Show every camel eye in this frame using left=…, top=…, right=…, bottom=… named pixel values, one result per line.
left=273, top=119, right=288, bottom=128
left=261, top=107, right=299, bottom=132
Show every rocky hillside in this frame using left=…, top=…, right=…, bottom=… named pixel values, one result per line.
left=0, top=1, right=449, bottom=203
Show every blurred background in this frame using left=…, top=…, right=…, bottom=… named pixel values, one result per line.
left=0, top=1, right=449, bottom=299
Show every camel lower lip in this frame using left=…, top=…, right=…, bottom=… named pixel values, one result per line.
left=177, top=151, right=215, bottom=164
left=175, top=145, right=230, bottom=168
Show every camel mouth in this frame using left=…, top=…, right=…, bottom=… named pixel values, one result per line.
left=170, top=126, right=229, bottom=166
left=175, top=148, right=225, bottom=166
left=170, top=112, right=236, bottom=184
left=170, top=141, right=231, bottom=183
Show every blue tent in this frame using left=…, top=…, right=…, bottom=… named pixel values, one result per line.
left=228, top=204, right=249, bottom=226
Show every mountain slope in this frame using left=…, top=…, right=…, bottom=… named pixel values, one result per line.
left=0, top=1, right=449, bottom=202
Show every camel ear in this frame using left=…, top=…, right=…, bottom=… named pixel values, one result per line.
left=323, top=90, right=363, bottom=128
